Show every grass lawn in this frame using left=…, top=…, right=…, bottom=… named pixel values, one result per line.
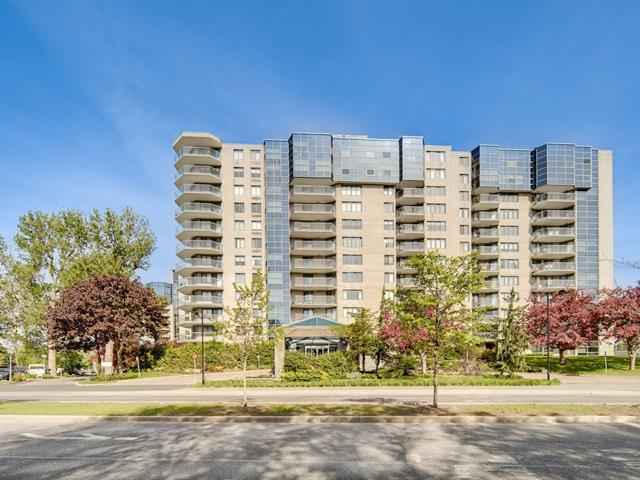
left=0, top=402, right=637, bottom=417
left=199, top=375, right=559, bottom=388
left=525, top=355, right=638, bottom=376
left=79, top=371, right=181, bottom=383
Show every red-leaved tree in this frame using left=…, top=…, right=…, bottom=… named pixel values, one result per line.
left=48, top=275, right=166, bottom=372
left=379, top=309, right=431, bottom=374
left=596, top=286, right=640, bottom=370
left=525, top=289, right=599, bottom=364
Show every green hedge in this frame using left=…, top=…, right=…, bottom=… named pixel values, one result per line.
left=156, top=340, right=274, bottom=372
left=282, top=351, right=358, bottom=381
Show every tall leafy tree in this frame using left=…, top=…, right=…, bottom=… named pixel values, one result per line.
left=47, top=275, right=166, bottom=372
left=336, top=308, right=377, bottom=373
left=525, top=289, right=599, bottom=365
left=597, top=286, right=640, bottom=370
left=223, top=271, right=270, bottom=407
left=393, top=251, right=483, bottom=408
left=494, top=289, right=529, bottom=376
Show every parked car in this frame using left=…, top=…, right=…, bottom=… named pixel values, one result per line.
left=0, top=367, right=10, bottom=380
left=27, top=364, right=46, bottom=376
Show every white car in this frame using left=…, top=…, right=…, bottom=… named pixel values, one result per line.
left=27, top=364, right=46, bottom=376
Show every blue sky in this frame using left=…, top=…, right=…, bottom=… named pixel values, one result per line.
left=1, top=0, right=639, bottom=286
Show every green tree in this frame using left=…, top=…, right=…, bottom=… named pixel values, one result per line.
left=14, top=210, right=88, bottom=374
left=395, top=251, right=483, bottom=408
left=223, top=271, right=270, bottom=407
left=494, top=289, right=529, bottom=376
left=336, top=308, right=377, bottom=373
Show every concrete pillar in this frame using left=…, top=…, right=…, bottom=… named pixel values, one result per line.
left=274, top=334, right=285, bottom=380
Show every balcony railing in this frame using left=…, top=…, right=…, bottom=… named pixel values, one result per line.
left=472, top=211, right=499, bottom=222
left=533, top=192, right=574, bottom=205
left=176, top=203, right=222, bottom=215
left=531, top=278, right=575, bottom=290
left=176, top=258, right=223, bottom=270
left=179, top=277, right=223, bottom=288
left=473, top=245, right=499, bottom=256
left=397, top=277, right=418, bottom=287
left=531, top=227, right=575, bottom=240
left=397, top=242, right=425, bottom=252
left=292, top=258, right=336, bottom=269
left=291, top=240, right=335, bottom=251
left=291, top=185, right=335, bottom=196
left=472, top=297, right=499, bottom=308
left=291, top=204, right=335, bottom=214
left=292, top=295, right=337, bottom=306
left=532, top=210, right=575, bottom=223
left=479, top=263, right=500, bottom=273
left=178, top=221, right=222, bottom=234
left=175, top=165, right=221, bottom=179
left=397, top=224, right=424, bottom=234
left=396, top=188, right=424, bottom=198
left=531, top=244, right=575, bottom=256
left=175, top=146, right=221, bottom=160
left=293, top=277, right=337, bottom=288
left=182, top=294, right=224, bottom=304
left=396, top=206, right=425, bottom=216
left=473, top=194, right=499, bottom=204
left=472, top=228, right=499, bottom=239
left=177, top=240, right=222, bottom=251
left=291, top=222, right=335, bottom=233
left=176, top=184, right=222, bottom=196
left=532, top=262, right=575, bottom=273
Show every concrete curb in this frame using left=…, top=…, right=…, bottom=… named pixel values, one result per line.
left=3, top=414, right=639, bottom=424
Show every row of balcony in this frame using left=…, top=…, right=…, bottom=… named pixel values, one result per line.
left=472, top=192, right=575, bottom=211
left=175, top=165, right=221, bottom=186
left=291, top=276, right=337, bottom=289
left=175, top=202, right=222, bottom=222
left=290, top=203, right=335, bottom=221
left=175, top=146, right=221, bottom=170
left=176, top=221, right=222, bottom=241
left=292, top=295, right=337, bottom=307
left=175, top=184, right=222, bottom=203
left=176, top=239, right=222, bottom=258
left=175, top=258, right=223, bottom=276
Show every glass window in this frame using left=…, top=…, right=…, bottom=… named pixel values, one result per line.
left=384, top=237, right=394, bottom=248
left=427, top=168, right=446, bottom=179
left=234, top=185, right=245, bottom=196
left=343, top=307, right=362, bottom=317
left=234, top=220, right=245, bottom=231
left=234, top=202, right=245, bottom=213
left=384, top=255, right=394, bottom=265
left=426, top=186, right=446, bottom=196
left=426, top=238, right=446, bottom=249
left=250, top=150, right=260, bottom=161
left=342, top=237, right=362, bottom=248
left=426, top=151, right=446, bottom=163
left=234, top=167, right=244, bottom=178
left=501, top=276, right=519, bottom=286
left=235, top=273, right=246, bottom=284
left=234, top=255, right=245, bottom=266
left=342, top=219, right=362, bottom=230
left=251, top=167, right=261, bottom=179
left=459, top=174, right=469, bottom=185
left=251, top=220, right=262, bottom=231
left=251, top=202, right=261, bottom=214
left=383, top=220, right=394, bottom=230
left=459, top=208, right=470, bottom=218
left=500, top=209, right=519, bottom=219
left=459, top=156, right=470, bottom=167
left=459, top=241, right=470, bottom=252
left=384, top=202, right=394, bottom=213
left=251, top=185, right=261, bottom=197
left=342, top=272, right=363, bottom=282
left=342, top=202, right=362, bottom=212
left=427, top=203, right=446, bottom=214
left=500, top=242, right=519, bottom=252
left=252, top=237, right=262, bottom=249
left=343, top=254, right=363, bottom=265
left=500, top=193, right=518, bottom=202
left=426, top=221, right=446, bottom=232
left=500, top=225, right=519, bottom=236
left=235, top=238, right=245, bottom=248
left=460, top=225, right=470, bottom=235
left=500, top=259, right=519, bottom=269
left=459, top=191, right=470, bottom=201
left=341, top=185, right=362, bottom=196
left=383, top=186, right=394, bottom=196
left=252, top=256, right=262, bottom=267
left=384, top=272, right=395, bottom=284
left=233, top=149, right=244, bottom=161
left=343, top=290, right=363, bottom=300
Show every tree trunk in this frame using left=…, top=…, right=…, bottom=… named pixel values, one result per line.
left=420, top=353, right=428, bottom=375
left=559, top=349, right=565, bottom=365
left=48, top=348, right=57, bottom=376
left=242, top=354, right=248, bottom=408
left=374, top=353, right=381, bottom=379
left=433, top=320, right=440, bottom=409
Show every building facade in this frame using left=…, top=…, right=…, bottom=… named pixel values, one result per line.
left=145, top=281, right=176, bottom=342
left=173, top=131, right=613, bottom=354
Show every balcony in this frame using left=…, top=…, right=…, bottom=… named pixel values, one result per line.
left=531, top=227, right=575, bottom=243
left=175, top=258, right=223, bottom=276
left=289, top=185, right=335, bottom=203
left=396, top=241, right=425, bottom=257
left=174, top=146, right=222, bottom=170
left=396, top=205, right=424, bottom=222
left=291, top=258, right=336, bottom=273
left=472, top=194, right=499, bottom=211
left=176, top=239, right=223, bottom=259
left=176, top=221, right=222, bottom=241
left=290, top=240, right=335, bottom=255
left=531, top=278, right=575, bottom=292
left=396, top=188, right=424, bottom=205
left=532, top=192, right=575, bottom=210
left=532, top=261, right=575, bottom=276
left=472, top=296, right=499, bottom=309
left=177, top=276, right=223, bottom=294
left=396, top=260, right=417, bottom=273
left=174, top=165, right=221, bottom=187
left=179, top=294, right=224, bottom=311
left=471, top=211, right=499, bottom=227
left=291, top=222, right=335, bottom=239
left=175, top=184, right=222, bottom=204
left=175, top=203, right=222, bottom=222
left=290, top=203, right=335, bottom=221
left=291, top=295, right=337, bottom=307
left=531, top=244, right=575, bottom=260
left=472, top=228, right=499, bottom=244
left=478, top=279, right=500, bottom=292
left=531, top=210, right=575, bottom=226
left=396, top=223, right=424, bottom=240
left=179, top=314, right=222, bottom=327
left=479, top=262, right=500, bottom=275
left=292, top=276, right=337, bottom=290
left=292, top=313, right=338, bottom=322
left=472, top=245, right=499, bottom=259
left=397, top=277, right=418, bottom=288
left=177, top=333, right=216, bottom=343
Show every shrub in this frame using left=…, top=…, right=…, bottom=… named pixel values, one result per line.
left=282, top=368, right=327, bottom=382
left=283, top=351, right=313, bottom=372
left=312, top=351, right=356, bottom=377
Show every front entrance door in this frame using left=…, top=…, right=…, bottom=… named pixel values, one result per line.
left=304, top=345, right=330, bottom=356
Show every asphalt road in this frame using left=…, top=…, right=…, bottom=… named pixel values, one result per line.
left=0, top=374, right=639, bottom=404
left=0, top=417, right=638, bottom=479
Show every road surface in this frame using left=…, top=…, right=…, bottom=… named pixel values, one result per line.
left=0, top=374, right=638, bottom=404
left=0, top=416, right=638, bottom=479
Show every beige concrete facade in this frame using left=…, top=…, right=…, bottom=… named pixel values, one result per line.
left=173, top=132, right=614, bottom=354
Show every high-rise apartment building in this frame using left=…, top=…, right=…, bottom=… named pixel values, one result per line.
left=173, top=132, right=613, bottom=353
